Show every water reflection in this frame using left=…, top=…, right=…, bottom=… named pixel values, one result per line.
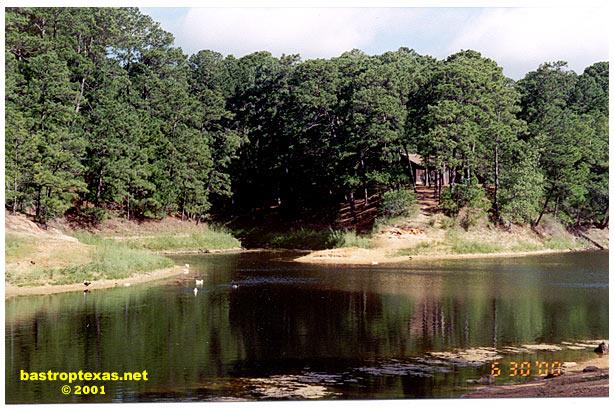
left=5, top=250, right=608, bottom=402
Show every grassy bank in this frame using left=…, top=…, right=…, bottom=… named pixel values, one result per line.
left=5, top=214, right=242, bottom=290
left=237, top=227, right=373, bottom=250
left=295, top=212, right=599, bottom=265
left=395, top=226, right=583, bottom=257
left=70, top=217, right=242, bottom=253
left=5, top=233, right=174, bottom=287
left=122, top=231, right=240, bottom=252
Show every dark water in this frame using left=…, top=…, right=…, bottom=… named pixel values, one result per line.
left=5, top=250, right=608, bottom=402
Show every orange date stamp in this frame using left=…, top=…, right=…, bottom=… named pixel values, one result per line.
left=490, top=361, right=562, bottom=377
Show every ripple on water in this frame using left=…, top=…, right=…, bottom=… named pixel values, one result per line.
left=355, top=359, right=452, bottom=377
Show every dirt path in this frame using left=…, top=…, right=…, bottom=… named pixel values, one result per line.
left=464, top=356, right=609, bottom=398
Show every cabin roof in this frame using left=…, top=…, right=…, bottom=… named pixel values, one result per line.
left=406, top=153, right=423, bottom=165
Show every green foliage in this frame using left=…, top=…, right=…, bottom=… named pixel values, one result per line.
left=440, top=180, right=491, bottom=229
left=71, top=207, right=109, bottom=227
left=5, top=234, right=36, bottom=261
left=396, top=241, right=433, bottom=256
left=262, top=229, right=341, bottom=250
left=379, top=189, right=418, bottom=218
left=445, top=230, right=502, bottom=253
left=4, top=7, right=608, bottom=230
left=46, top=241, right=174, bottom=285
left=6, top=234, right=174, bottom=287
left=449, top=239, right=503, bottom=254
left=439, top=188, right=459, bottom=216
left=5, top=7, right=241, bottom=223
left=77, top=228, right=240, bottom=252
left=254, top=228, right=371, bottom=250
left=499, top=150, right=545, bottom=225
left=124, top=231, right=241, bottom=252
left=517, top=61, right=608, bottom=227
left=441, top=180, right=490, bottom=214
left=543, top=236, right=579, bottom=250
left=335, top=231, right=373, bottom=249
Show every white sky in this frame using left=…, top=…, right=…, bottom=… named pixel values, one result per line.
left=142, top=6, right=610, bottom=79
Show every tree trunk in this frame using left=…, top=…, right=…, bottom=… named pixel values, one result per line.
left=95, top=174, right=103, bottom=207
left=534, top=191, right=553, bottom=227
left=35, top=189, right=42, bottom=223
left=493, top=145, right=500, bottom=216
left=402, top=146, right=416, bottom=190
left=575, top=207, right=582, bottom=228
left=349, top=191, right=358, bottom=226
left=359, top=153, right=368, bottom=206
left=13, top=176, right=18, bottom=214
left=599, top=210, right=608, bottom=229
left=440, top=170, right=444, bottom=197
left=75, top=77, right=86, bottom=113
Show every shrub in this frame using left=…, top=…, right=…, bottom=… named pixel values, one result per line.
left=265, top=228, right=342, bottom=250
left=379, top=189, right=418, bottom=218
left=80, top=207, right=108, bottom=226
left=339, top=231, right=372, bottom=248
left=440, top=179, right=491, bottom=229
left=439, top=187, right=459, bottom=216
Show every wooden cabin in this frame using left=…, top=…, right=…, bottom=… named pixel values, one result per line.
left=405, top=153, right=450, bottom=186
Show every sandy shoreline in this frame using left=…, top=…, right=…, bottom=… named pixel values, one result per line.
left=5, top=266, right=185, bottom=298
left=294, top=247, right=592, bottom=266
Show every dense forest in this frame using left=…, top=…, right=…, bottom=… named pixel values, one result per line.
left=5, top=7, right=609, bottom=229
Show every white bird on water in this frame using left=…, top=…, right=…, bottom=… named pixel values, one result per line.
left=185, top=264, right=190, bottom=268
left=193, top=287, right=198, bottom=296
left=195, top=279, right=204, bottom=287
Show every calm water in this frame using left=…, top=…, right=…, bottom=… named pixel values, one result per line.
left=5, top=250, right=608, bottom=402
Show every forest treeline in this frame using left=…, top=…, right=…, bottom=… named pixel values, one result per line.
left=5, top=7, right=609, bottom=228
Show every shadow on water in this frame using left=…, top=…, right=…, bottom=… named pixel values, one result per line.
left=5, top=250, right=608, bottom=402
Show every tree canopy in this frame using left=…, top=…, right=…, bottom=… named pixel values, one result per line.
left=5, top=7, right=609, bottom=228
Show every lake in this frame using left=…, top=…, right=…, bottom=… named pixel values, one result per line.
left=5, top=250, right=608, bottom=402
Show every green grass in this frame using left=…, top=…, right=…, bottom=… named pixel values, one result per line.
left=7, top=234, right=174, bottom=287
left=338, top=231, right=373, bottom=249
left=544, top=235, right=581, bottom=250
left=449, top=239, right=503, bottom=254
left=123, top=231, right=240, bottom=252
left=35, top=240, right=174, bottom=284
left=508, top=241, right=544, bottom=252
left=45, top=240, right=174, bottom=285
left=76, top=227, right=241, bottom=252
left=263, top=228, right=342, bottom=250
left=396, top=241, right=435, bottom=256
left=5, top=234, right=36, bottom=262
left=252, top=228, right=373, bottom=250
